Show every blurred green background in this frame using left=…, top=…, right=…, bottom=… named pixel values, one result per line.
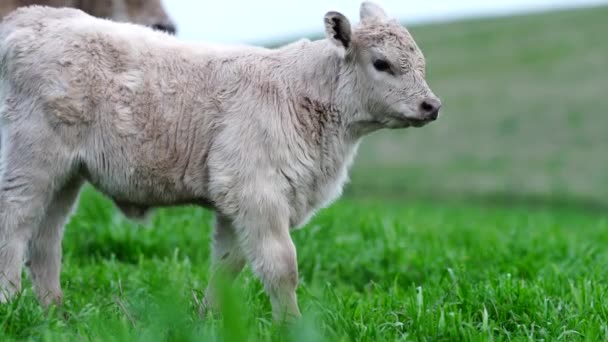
left=346, top=6, right=607, bottom=209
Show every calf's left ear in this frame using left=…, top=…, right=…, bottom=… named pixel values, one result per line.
left=324, top=11, right=352, bottom=49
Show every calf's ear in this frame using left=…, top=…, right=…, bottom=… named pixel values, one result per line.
left=360, top=1, right=388, bottom=22
left=324, top=11, right=352, bottom=49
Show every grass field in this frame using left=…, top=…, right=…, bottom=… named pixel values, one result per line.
left=2, top=5, right=608, bottom=341
left=2, top=190, right=607, bottom=341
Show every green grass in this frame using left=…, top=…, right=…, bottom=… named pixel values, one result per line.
left=1, top=188, right=607, bottom=341
left=3, top=5, right=608, bottom=341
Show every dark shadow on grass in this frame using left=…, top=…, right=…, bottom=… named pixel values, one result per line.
left=344, top=186, right=608, bottom=215
left=67, top=238, right=171, bottom=264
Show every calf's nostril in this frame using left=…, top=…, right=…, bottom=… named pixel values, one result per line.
left=420, top=101, right=435, bottom=113
left=419, top=98, right=442, bottom=120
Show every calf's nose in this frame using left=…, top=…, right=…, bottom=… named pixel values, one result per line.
left=419, top=97, right=442, bottom=120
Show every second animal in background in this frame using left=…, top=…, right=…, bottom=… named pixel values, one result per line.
left=0, top=0, right=176, bottom=34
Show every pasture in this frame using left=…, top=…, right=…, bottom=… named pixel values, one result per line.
left=1, top=5, right=607, bottom=341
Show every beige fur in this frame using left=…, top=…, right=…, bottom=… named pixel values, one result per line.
left=0, top=2, right=441, bottom=321
left=0, top=0, right=176, bottom=34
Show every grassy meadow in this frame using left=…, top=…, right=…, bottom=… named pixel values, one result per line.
left=2, top=5, right=608, bottom=341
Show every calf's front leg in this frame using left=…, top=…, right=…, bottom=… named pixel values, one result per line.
left=203, top=214, right=247, bottom=312
left=233, top=197, right=301, bottom=321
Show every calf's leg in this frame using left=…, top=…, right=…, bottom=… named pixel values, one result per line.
left=203, top=214, right=247, bottom=311
left=0, top=124, right=73, bottom=304
left=233, top=199, right=301, bottom=321
left=26, top=178, right=82, bottom=306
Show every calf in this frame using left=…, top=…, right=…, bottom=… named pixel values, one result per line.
left=0, top=2, right=441, bottom=320
left=0, top=0, right=176, bottom=34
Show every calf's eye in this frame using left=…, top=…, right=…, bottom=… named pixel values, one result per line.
left=373, top=59, right=392, bottom=73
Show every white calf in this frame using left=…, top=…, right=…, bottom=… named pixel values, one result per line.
left=0, top=2, right=441, bottom=320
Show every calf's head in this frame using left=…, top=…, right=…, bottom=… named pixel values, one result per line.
left=326, top=1, right=441, bottom=129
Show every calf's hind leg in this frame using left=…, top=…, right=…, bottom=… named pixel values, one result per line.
left=27, top=178, right=83, bottom=306
left=0, top=126, right=74, bottom=304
